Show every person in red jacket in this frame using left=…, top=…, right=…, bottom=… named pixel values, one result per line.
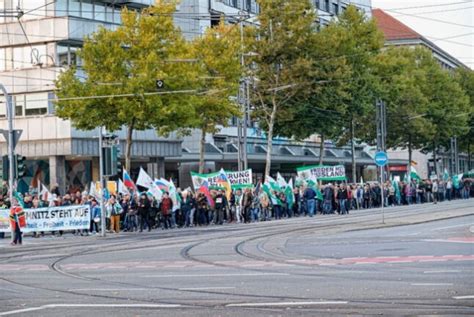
left=160, top=192, right=173, bottom=230
left=9, top=199, right=26, bottom=246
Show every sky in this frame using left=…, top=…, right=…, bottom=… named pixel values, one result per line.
left=371, top=0, right=474, bottom=69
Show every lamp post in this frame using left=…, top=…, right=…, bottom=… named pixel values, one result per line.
left=0, top=84, right=14, bottom=203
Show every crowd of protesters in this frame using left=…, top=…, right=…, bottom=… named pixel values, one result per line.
left=0, top=176, right=472, bottom=241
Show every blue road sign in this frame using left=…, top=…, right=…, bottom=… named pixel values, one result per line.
left=375, top=151, right=388, bottom=167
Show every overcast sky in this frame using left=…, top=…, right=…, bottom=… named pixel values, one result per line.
left=371, top=0, right=474, bottom=69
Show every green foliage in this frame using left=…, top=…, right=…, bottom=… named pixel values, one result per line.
left=55, top=1, right=198, bottom=169
left=191, top=22, right=242, bottom=134
left=372, top=47, right=434, bottom=150
left=454, top=68, right=474, bottom=154
left=249, top=0, right=318, bottom=177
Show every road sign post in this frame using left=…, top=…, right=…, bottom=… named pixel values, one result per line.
left=375, top=151, right=388, bottom=224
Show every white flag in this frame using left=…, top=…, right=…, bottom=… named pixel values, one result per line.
left=276, top=172, right=288, bottom=189
left=118, top=179, right=130, bottom=195
left=39, top=182, right=53, bottom=202
left=136, top=167, right=162, bottom=201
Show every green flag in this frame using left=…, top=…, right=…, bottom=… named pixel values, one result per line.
left=453, top=173, right=463, bottom=189
left=265, top=175, right=281, bottom=192
left=263, top=182, right=282, bottom=205
left=410, top=166, right=421, bottom=182
left=13, top=191, right=25, bottom=208
left=285, top=179, right=294, bottom=210
left=443, top=168, right=449, bottom=181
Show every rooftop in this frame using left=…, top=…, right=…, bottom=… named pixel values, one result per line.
left=372, top=8, right=421, bottom=41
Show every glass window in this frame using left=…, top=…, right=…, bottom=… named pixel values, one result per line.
left=333, top=3, right=338, bottom=15
left=55, top=0, right=68, bottom=16
left=22, top=0, right=46, bottom=20
left=69, top=0, right=80, bottom=17
left=114, top=7, right=122, bottom=24
left=25, top=92, right=48, bottom=116
left=94, top=2, right=105, bottom=21
left=15, top=95, right=25, bottom=117
left=81, top=1, right=93, bottom=19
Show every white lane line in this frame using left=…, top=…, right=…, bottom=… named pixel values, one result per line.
left=226, top=301, right=348, bottom=307
left=411, top=283, right=453, bottom=286
left=0, top=304, right=181, bottom=316
left=178, top=287, right=236, bottom=291
left=143, top=273, right=289, bottom=278
left=70, top=288, right=151, bottom=291
left=423, top=270, right=461, bottom=274
left=431, top=224, right=473, bottom=231
left=453, top=295, right=474, bottom=300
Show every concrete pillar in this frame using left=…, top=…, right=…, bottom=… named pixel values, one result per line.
left=146, top=157, right=166, bottom=179
left=91, top=157, right=99, bottom=181
left=49, top=155, right=66, bottom=195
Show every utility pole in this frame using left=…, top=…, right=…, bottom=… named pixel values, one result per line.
left=376, top=99, right=387, bottom=224
left=98, top=126, right=106, bottom=237
left=0, top=84, right=14, bottom=203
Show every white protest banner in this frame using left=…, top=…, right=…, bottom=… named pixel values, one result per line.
left=191, top=169, right=253, bottom=190
left=0, top=205, right=91, bottom=233
left=0, top=210, right=9, bottom=232
left=296, top=165, right=347, bottom=181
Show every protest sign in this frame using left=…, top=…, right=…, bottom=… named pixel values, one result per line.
left=191, top=169, right=253, bottom=190
left=0, top=205, right=91, bottom=233
left=296, top=165, right=347, bottom=181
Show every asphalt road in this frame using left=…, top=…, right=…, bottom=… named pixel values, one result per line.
left=0, top=199, right=473, bottom=316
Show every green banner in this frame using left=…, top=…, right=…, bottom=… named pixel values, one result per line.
left=191, top=169, right=253, bottom=190
left=296, top=165, right=347, bottom=181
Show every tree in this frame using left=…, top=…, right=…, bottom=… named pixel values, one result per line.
left=55, top=1, right=197, bottom=171
left=454, top=67, right=474, bottom=170
left=191, top=22, right=242, bottom=173
left=271, top=14, right=351, bottom=165
left=249, top=0, right=318, bottom=179
left=420, top=58, right=470, bottom=174
left=327, top=6, right=384, bottom=182
left=371, top=47, right=434, bottom=169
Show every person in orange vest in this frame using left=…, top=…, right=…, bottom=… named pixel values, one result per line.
left=9, top=198, right=26, bottom=246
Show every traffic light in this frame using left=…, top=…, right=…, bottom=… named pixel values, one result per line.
left=16, top=155, right=27, bottom=178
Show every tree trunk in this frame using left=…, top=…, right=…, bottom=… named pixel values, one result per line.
left=199, top=128, right=206, bottom=174
left=125, top=118, right=135, bottom=172
left=408, top=134, right=412, bottom=180
left=432, top=141, right=438, bottom=176
left=468, top=142, right=471, bottom=171
left=264, top=101, right=277, bottom=181
left=350, top=118, right=356, bottom=183
left=319, top=134, right=325, bottom=166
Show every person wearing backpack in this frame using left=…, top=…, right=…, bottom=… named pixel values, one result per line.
left=106, top=195, right=123, bottom=233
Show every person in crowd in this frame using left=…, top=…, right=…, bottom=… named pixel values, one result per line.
left=196, top=192, right=209, bottom=226
left=181, top=190, right=194, bottom=227
left=303, top=185, right=317, bottom=217
left=259, top=190, right=271, bottom=221
left=242, top=188, right=253, bottom=223
left=106, top=195, right=122, bottom=234
left=337, top=184, right=348, bottom=215
left=214, top=190, right=227, bottom=225
left=322, top=184, right=334, bottom=214
left=9, top=198, right=26, bottom=246
left=432, top=180, right=439, bottom=204
left=90, top=199, right=101, bottom=234
left=137, top=193, right=151, bottom=232
left=160, top=192, right=173, bottom=229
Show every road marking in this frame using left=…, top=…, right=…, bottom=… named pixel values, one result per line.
left=143, top=273, right=290, bottom=278
left=71, top=288, right=151, bottom=291
left=226, top=301, right=348, bottom=307
left=178, top=287, right=236, bottom=291
left=0, top=304, right=181, bottom=316
left=411, top=283, right=453, bottom=286
left=453, top=295, right=474, bottom=300
left=431, top=224, right=473, bottom=231
left=423, top=270, right=461, bottom=274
